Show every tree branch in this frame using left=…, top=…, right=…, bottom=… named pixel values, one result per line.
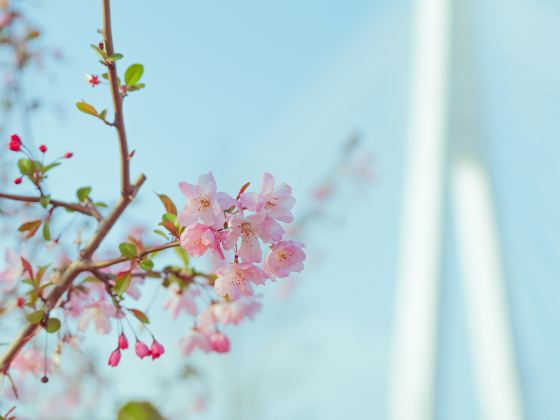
left=0, top=192, right=102, bottom=221
left=102, top=0, right=131, bottom=196
left=0, top=0, right=146, bottom=374
left=86, top=240, right=180, bottom=271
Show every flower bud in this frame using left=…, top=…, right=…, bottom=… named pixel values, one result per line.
left=135, top=340, right=151, bottom=359
left=13, top=177, right=22, bottom=185
left=118, top=333, right=128, bottom=350
left=39, top=144, right=47, bottom=153
left=209, top=332, right=230, bottom=353
left=151, top=339, right=165, bottom=360
left=108, top=349, right=121, bottom=367
left=64, top=152, right=73, bottom=159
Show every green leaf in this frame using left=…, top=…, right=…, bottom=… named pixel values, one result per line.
left=76, top=101, right=98, bottom=117
left=117, top=401, right=163, bottom=420
left=124, top=64, right=144, bottom=87
left=109, top=53, right=123, bottom=61
left=175, top=247, right=190, bottom=268
left=128, top=308, right=150, bottom=324
left=76, top=186, right=92, bottom=202
left=139, top=257, right=154, bottom=272
left=45, top=317, right=61, bottom=333
left=26, top=309, right=45, bottom=324
left=127, top=83, right=146, bottom=92
left=42, top=162, right=61, bottom=174
left=119, top=242, right=138, bottom=259
left=115, top=272, right=132, bottom=296
left=99, top=109, right=108, bottom=120
left=42, top=219, right=51, bottom=241
left=162, top=212, right=177, bottom=226
left=157, top=194, right=177, bottom=215
left=101, top=73, right=109, bottom=80
left=18, top=158, right=34, bottom=176
left=90, top=44, right=107, bottom=60
left=153, top=229, right=168, bottom=240
left=94, top=201, right=108, bottom=208
left=39, top=195, right=51, bottom=208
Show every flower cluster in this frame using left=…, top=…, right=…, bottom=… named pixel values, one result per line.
left=174, top=172, right=305, bottom=354
left=179, top=172, right=306, bottom=300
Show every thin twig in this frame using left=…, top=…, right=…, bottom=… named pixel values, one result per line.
left=102, top=0, right=131, bottom=196
left=86, top=240, right=180, bottom=270
left=0, top=192, right=102, bottom=221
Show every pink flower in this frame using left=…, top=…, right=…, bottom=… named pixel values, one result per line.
left=209, top=332, right=230, bottom=353
left=77, top=300, right=116, bottom=335
left=214, top=298, right=262, bottom=325
left=135, top=340, right=152, bottom=359
left=151, top=339, right=165, bottom=360
left=11, top=348, right=51, bottom=378
left=214, top=263, right=267, bottom=300
left=180, top=329, right=213, bottom=355
left=241, top=172, right=295, bottom=223
left=264, top=240, right=306, bottom=279
left=0, top=249, right=21, bottom=293
left=119, top=333, right=129, bottom=350
left=108, top=349, right=121, bottom=367
left=162, top=285, right=199, bottom=319
left=180, top=223, right=224, bottom=259
left=223, top=213, right=283, bottom=263
left=178, top=172, right=235, bottom=228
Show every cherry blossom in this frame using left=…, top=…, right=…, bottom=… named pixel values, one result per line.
left=240, top=172, right=295, bottom=223
left=214, top=263, right=267, bottom=300
left=178, top=172, right=234, bottom=228
left=162, top=285, right=199, bottom=319
left=108, top=349, right=121, bottom=367
left=180, top=223, right=225, bottom=259
left=180, top=329, right=213, bottom=356
left=77, top=300, right=117, bottom=335
left=150, top=339, right=165, bottom=360
left=264, top=240, right=306, bottom=279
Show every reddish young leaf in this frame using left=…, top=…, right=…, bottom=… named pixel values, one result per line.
left=236, top=182, right=251, bottom=199
left=20, top=257, right=34, bottom=280
left=157, top=193, right=177, bottom=215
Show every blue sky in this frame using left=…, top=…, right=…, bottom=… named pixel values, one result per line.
left=3, top=0, right=560, bottom=419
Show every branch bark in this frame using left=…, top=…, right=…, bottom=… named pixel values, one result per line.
left=0, top=192, right=102, bottom=221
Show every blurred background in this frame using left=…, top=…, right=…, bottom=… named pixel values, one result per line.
left=1, top=0, right=559, bottom=419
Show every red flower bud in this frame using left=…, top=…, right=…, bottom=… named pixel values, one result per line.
left=209, top=332, right=230, bottom=354
left=108, top=348, right=121, bottom=367
left=135, top=340, right=151, bottom=359
left=98, top=42, right=104, bottom=50
left=39, top=144, right=47, bottom=153
left=13, top=177, right=22, bottom=185
left=64, top=152, right=73, bottom=159
left=16, top=296, right=25, bottom=308
left=118, top=333, right=129, bottom=350
left=8, top=134, right=21, bottom=152
left=151, top=339, right=165, bottom=360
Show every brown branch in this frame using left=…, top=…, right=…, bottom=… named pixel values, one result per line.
left=0, top=0, right=145, bottom=374
left=102, top=0, right=131, bottom=196
left=86, top=240, right=180, bottom=271
left=0, top=192, right=102, bottom=221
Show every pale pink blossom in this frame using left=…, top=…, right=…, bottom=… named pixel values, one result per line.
left=214, top=263, right=267, bottom=300
left=209, top=332, right=230, bottom=353
left=11, top=348, right=50, bottom=378
left=180, top=223, right=224, bottom=259
left=0, top=249, right=21, bottom=293
left=163, top=285, right=199, bottom=319
left=241, top=172, right=295, bottom=223
left=214, top=298, right=262, bottom=325
left=77, top=301, right=116, bottom=335
left=108, top=349, right=121, bottom=367
left=178, top=172, right=235, bottom=228
left=135, top=340, right=152, bottom=359
left=264, top=240, right=306, bottom=279
left=151, top=339, right=165, bottom=360
left=180, top=329, right=213, bottom=355
left=223, top=213, right=283, bottom=263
